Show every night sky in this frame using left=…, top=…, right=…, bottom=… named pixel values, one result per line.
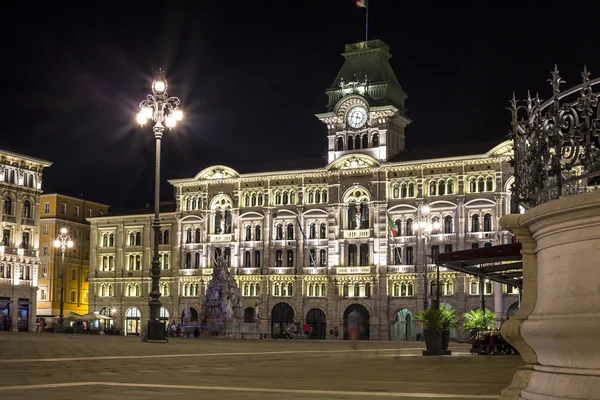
left=1, top=1, right=598, bottom=211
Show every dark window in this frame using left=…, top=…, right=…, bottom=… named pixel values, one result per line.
left=336, top=137, right=344, bottom=151
left=3, top=198, right=11, bottom=215
left=195, top=252, right=200, bottom=268
left=276, top=224, right=283, bottom=240
left=319, top=249, right=326, bottom=266
left=444, top=244, right=453, bottom=253
left=254, top=250, right=261, bottom=268
left=486, top=177, right=494, bottom=192
left=348, top=244, right=357, bottom=266
left=309, top=223, right=316, bottom=239
left=22, top=232, right=30, bottom=249
left=372, top=133, right=379, bottom=147
left=359, top=244, right=369, bottom=266
left=431, top=245, right=439, bottom=263
left=444, top=216, right=453, bottom=233
left=406, top=247, right=414, bottom=264
left=286, top=250, right=294, bottom=267
left=22, top=200, right=31, bottom=219
left=245, top=226, right=252, bottom=241
left=483, top=213, right=492, bottom=232
left=471, top=243, right=480, bottom=249
left=275, top=250, right=282, bottom=267
left=354, top=135, right=361, bottom=149
left=163, top=231, right=169, bottom=245
left=406, top=219, right=414, bottom=236
left=244, top=251, right=251, bottom=267
left=185, top=253, right=191, bottom=269
left=484, top=242, right=492, bottom=248
left=348, top=136, right=354, bottom=150
left=319, top=223, right=326, bottom=239
left=186, top=229, right=192, bottom=243
left=309, top=249, right=316, bottom=266
left=471, top=215, right=480, bottom=232
left=286, top=224, right=294, bottom=240
left=255, top=225, right=261, bottom=241
left=393, top=247, right=402, bottom=265
left=365, top=282, right=371, bottom=297
left=135, top=232, right=142, bottom=246
left=362, top=134, right=368, bottom=148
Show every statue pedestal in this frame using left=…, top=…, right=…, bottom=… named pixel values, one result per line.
left=500, top=191, right=600, bottom=399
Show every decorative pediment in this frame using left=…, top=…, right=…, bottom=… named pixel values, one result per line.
left=327, top=154, right=380, bottom=171
left=195, top=165, right=239, bottom=181
left=487, top=140, right=514, bottom=157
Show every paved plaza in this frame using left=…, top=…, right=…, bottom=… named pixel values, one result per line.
left=0, top=333, right=520, bottom=399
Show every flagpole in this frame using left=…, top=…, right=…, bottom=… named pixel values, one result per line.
left=365, top=5, right=369, bottom=41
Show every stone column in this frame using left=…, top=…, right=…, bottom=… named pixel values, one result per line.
left=501, top=190, right=600, bottom=399
left=11, top=298, right=18, bottom=332
left=493, top=281, right=504, bottom=320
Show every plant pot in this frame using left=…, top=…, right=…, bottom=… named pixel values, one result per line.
left=442, top=330, right=450, bottom=351
left=424, top=329, right=443, bottom=353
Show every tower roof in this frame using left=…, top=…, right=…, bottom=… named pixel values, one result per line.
left=325, top=40, right=407, bottom=112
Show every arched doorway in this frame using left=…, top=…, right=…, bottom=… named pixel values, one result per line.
left=271, top=302, right=294, bottom=339
left=244, top=307, right=256, bottom=323
left=180, top=307, right=199, bottom=325
left=343, top=304, right=370, bottom=340
left=125, top=307, right=141, bottom=336
left=159, top=306, right=170, bottom=324
left=306, top=308, right=326, bottom=340
left=507, top=301, right=519, bottom=317
left=98, top=307, right=115, bottom=332
left=390, top=309, right=413, bottom=341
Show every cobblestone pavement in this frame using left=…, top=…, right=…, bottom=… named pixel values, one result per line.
left=0, top=333, right=520, bottom=399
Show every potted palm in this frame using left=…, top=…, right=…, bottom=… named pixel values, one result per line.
left=416, top=306, right=457, bottom=355
left=463, top=309, right=497, bottom=338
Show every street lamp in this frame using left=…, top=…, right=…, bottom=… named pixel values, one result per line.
left=54, top=227, right=73, bottom=333
left=415, top=203, right=440, bottom=311
left=137, top=68, right=182, bottom=341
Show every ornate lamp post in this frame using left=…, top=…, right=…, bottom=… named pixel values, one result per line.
left=415, top=203, right=440, bottom=311
left=54, top=227, right=73, bottom=333
left=136, top=69, right=182, bottom=341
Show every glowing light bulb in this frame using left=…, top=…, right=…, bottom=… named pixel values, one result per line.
left=165, top=116, right=176, bottom=128
left=153, top=79, right=166, bottom=94
left=173, top=109, right=183, bottom=121
left=142, top=106, right=153, bottom=119
left=61, top=227, right=67, bottom=234
left=136, top=113, right=147, bottom=125
left=433, top=221, right=441, bottom=231
left=67, top=241, right=74, bottom=248
left=54, top=240, right=61, bottom=248
left=422, top=205, right=431, bottom=215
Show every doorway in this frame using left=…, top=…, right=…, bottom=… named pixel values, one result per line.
left=343, top=304, right=370, bottom=340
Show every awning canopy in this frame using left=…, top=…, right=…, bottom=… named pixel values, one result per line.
left=436, top=242, right=523, bottom=288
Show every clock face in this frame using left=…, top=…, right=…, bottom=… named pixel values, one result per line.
left=347, top=106, right=368, bottom=129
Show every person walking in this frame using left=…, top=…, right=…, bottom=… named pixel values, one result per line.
left=347, top=310, right=361, bottom=349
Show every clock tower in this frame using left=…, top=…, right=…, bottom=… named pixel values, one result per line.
left=316, top=40, right=411, bottom=163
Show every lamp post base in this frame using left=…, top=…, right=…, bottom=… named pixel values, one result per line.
left=146, top=320, right=166, bottom=342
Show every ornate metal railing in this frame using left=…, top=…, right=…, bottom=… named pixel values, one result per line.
left=344, top=39, right=389, bottom=53
left=509, top=65, right=600, bottom=209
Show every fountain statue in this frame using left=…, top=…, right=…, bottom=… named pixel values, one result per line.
left=200, top=256, right=242, bottom=337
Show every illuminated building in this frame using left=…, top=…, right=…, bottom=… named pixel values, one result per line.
left=37, top=194, right=109, bottom=321
left=0, top=149, right=52, bottom=332
left=88, top=40, right=518, bottom=339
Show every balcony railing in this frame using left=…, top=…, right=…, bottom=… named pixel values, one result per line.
left=387, top=265, right=415, bottom=274
left=0, top=277, right=12, bottom=285
left=269, top=267, right=294, bottom=274
left=0, top=247, right=37, bottom=258
left=429, top=233, right=456, bottom=241
left=337, top=266, right=371, bottom=274
left=343, top=229, right=371, bottom=239
left=394, top=235, right=417, bottom=243
left=21, top=218, right=35, bottom=226
left=210, top=234, right=233, bottom=243
left=302, top=266, right=328, bottom=274
left=2, top=215, right=16, bottom=223
left=467, top=231, right=496, bottom=240
left=238, top=267, right=261, bottom=274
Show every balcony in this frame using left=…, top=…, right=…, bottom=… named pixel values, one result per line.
left=467, top=231, right=496, bottom=240
left=307, top=238, right=328, bottom=246
left=302, top=266, right=328, bottom=274
left=0, top=277, right=12, bottom=285
left=429, top=233, right=456, bottom=242
left=343, top=229, right=371, bottom=239
left=238, top=267, right=261, bottom=275
left=393, top=235, right=417, bottom=244
left=210, top=234, right=233, bottom=243
left=242, top=241, right=263, bottom=248
left=16, top=280, right=33, bottom=286
left=2, top=215, right=16, bottom=223
left=21, top=218, right=35, bottom=227
left=269, top=267, right=294, bottom=274
left=337, top=266, right=371, bottom=274
left=0, top=247, right=37, bottom=258
left=387, top=265, right=415, bottom=274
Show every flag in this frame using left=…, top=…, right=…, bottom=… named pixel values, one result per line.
left=354, top=0, right=368, bottom=8
left=387, top=213, right=398, bottom=237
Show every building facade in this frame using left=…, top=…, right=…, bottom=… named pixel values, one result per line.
left=37, top=194, right=109, bottom=319
left=0, top=149, right=52, bottom=332
left=88, top=39, right=519, bottom=339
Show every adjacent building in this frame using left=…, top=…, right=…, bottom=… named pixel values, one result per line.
left=88, top=39, right=519, bottom=339
left=37, top=194, right=109, bottom=319
left=0, top=148, right=52, bottom=332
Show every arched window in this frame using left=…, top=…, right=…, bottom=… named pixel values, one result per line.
left=432, top=217, right=440, bottom=233
left=129, top=232, right=135, bottom=246
left=195, top=252, right=200, bottom=268
left=353, top=283, right=360, bottom=297
left=471, top=215, right=480, bottom=232
left=309, top=249, right=316, bottom=266
left=429, top=181, right=436, bottom=196
left=406, top=219, right=414, bottom=236
left=186, top=229, right=192, bottom=244
left=282, top=191, right=289, bottom=205
left=309, top=223, right=316, bottom=239
left=192, top=198, right=197, bottom=210
left=319, top=223, right=326, bottom=239
left=255, top=283, right=261, bottom=296
left=343, top=283, right=349, bottom=297
left=244, top=251, right=251, bottom=267
left=470, top=179, right=477, bottom=193
left=214, top=210, right=222, bottom=232
left=443, top=280, right=454, bottom=296
left=336, top=136, right=344, bottom=151
left=393, top=282, right=400, bottom=297
left=483, top=213, right=492, bottom=232
left=478, top=178, right=485, bottom=193
left=244, top=194, right=250, bottom=207
left=400, top=282, right=407, bottom=296
left=407, top=282, right=414, bottom=296
left=322, top=190, right=328, bottom=203
left=243, top=283, right=249, bottom=296
left=3, top=198, right=11, bottom=216
left=447, top=180, right=454, bottom=194
left=158, top=230, right=163, bottom=244
left=394, top=219, right=402, bottom=236
left=224, top=210, right=232, bottom=233
left=100, top=284, right=106, bottom=297
left=365, top=282, right=371, bottom=297
left=319, top=249, right=326, bottom=266
left=109, top=256, right=114, bottom=270
left=22, top=200, right=31, bottom=219
left=135, top=232, right=141, bottom=246
left=348, top=201, right=357, bottom=229
left=255, top=225, right=261, bottom=241
left=195, top=228, right=201, bottom=243
left=486, top=177, right=494, bottom=192
left=444, top=216, right=453, bottom=233
left=276, top=224, right=283, bottom=240
left=359, top=202, right=369, bottom=229
left=9, top=170, right=14, bottom=183
left=245, top=226, right=252, bottom=241
left=102, top=234, right=108, bottom=247
left=290, top=191, right=296, bottom=204
left=348, top=136, right=354, bottom=150
left=163, top=231, right=169, bottom=245
left=320, top=283, right=326, bottom=296
left=392, top=186, right=399, bottom=198
left=286, top=224, right=294, bottom=240
left=251, top=193, right=257, bottom=206
left=315, top=190, right=321, bottom=203
left=362, top=134, right=368, bottom=148
left=372, top=132, right=379, bottom=147
left=354, top=135, right=361, bottom=149
left=185, top=198, right=191, bottom=211
left=308, top=190, right=314, bottom=204
left=438, top=180, right=446, bottom=196
left=185, top=253, right=191, bottom=269
left=400, top=184, right=407, bottom=198
left=408, top=183, right=415, bottom=197
left=308, top=284, right=314, bottom=297
left=258, top=193, right=263, bottom=205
